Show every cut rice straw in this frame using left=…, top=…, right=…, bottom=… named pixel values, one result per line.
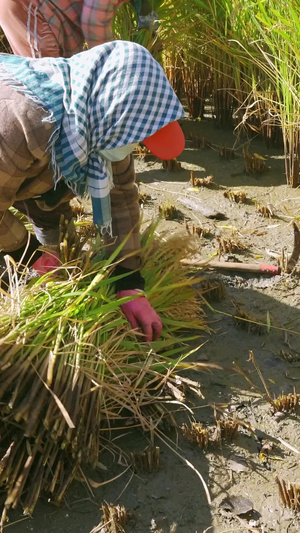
left=155, top=427, right=211, bottom=505
left=0, top=225, right=209, bottom=523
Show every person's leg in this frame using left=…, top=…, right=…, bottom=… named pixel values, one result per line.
left=0, top=0, right=61, bottom=57
left=13, top=197, right=74, bottom=246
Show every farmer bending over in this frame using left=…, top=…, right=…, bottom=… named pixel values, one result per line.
left=0, top=40, right=185, bottom=342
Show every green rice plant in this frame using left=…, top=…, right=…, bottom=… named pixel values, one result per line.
left=113, top=0, right=209, bottom=112
left=211, top=0, right=300, bottom=183
left=113, top=1, right=249, bottom=125
left=191, top=0, right=237, bottom=128
left=188, top=1, right=300, bottom=183
left=158, top=2, right=222, bottom=118
left=246, top=1, right=300, bottom=186
left=113, top=2, right=162, bottom=60
left=113, top=0, right=299, bottom=157
left=0, top=226, right=209, bottom=524
left=162, top=0, right=251, bottom=128
left=167, top=44, right=213, bottom=119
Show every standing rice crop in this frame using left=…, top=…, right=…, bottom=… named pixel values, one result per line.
left=181, top=0, right=300, bottom=185
left=246, top=1, right=300, bottom=186
left=113, top=0, right=209, bottom=112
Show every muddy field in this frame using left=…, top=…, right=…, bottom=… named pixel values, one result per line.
left=9, top=118, right=300, bottom=533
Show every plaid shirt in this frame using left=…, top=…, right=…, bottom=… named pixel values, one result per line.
left=38, top=0, right=129, bottom=56
left=0, top=82, right=141, bottom=269
left=0, top=83, right=55, bottom=252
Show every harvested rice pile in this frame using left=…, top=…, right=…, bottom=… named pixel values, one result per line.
left=0, top=226, right=206, bottom=525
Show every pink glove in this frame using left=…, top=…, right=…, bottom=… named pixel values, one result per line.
left=31, top=251, right=60, bottom=275
left=117, top=289, right=162, bottom=342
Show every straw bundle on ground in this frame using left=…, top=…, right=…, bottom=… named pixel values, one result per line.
left=0, top=227, right=207, bottom=525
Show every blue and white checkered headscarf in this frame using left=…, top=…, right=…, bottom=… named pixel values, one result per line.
left=0, top=41, right=184, bottom=233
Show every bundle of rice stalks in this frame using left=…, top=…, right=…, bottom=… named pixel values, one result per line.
left=0, top=227, right=208, bottom=524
